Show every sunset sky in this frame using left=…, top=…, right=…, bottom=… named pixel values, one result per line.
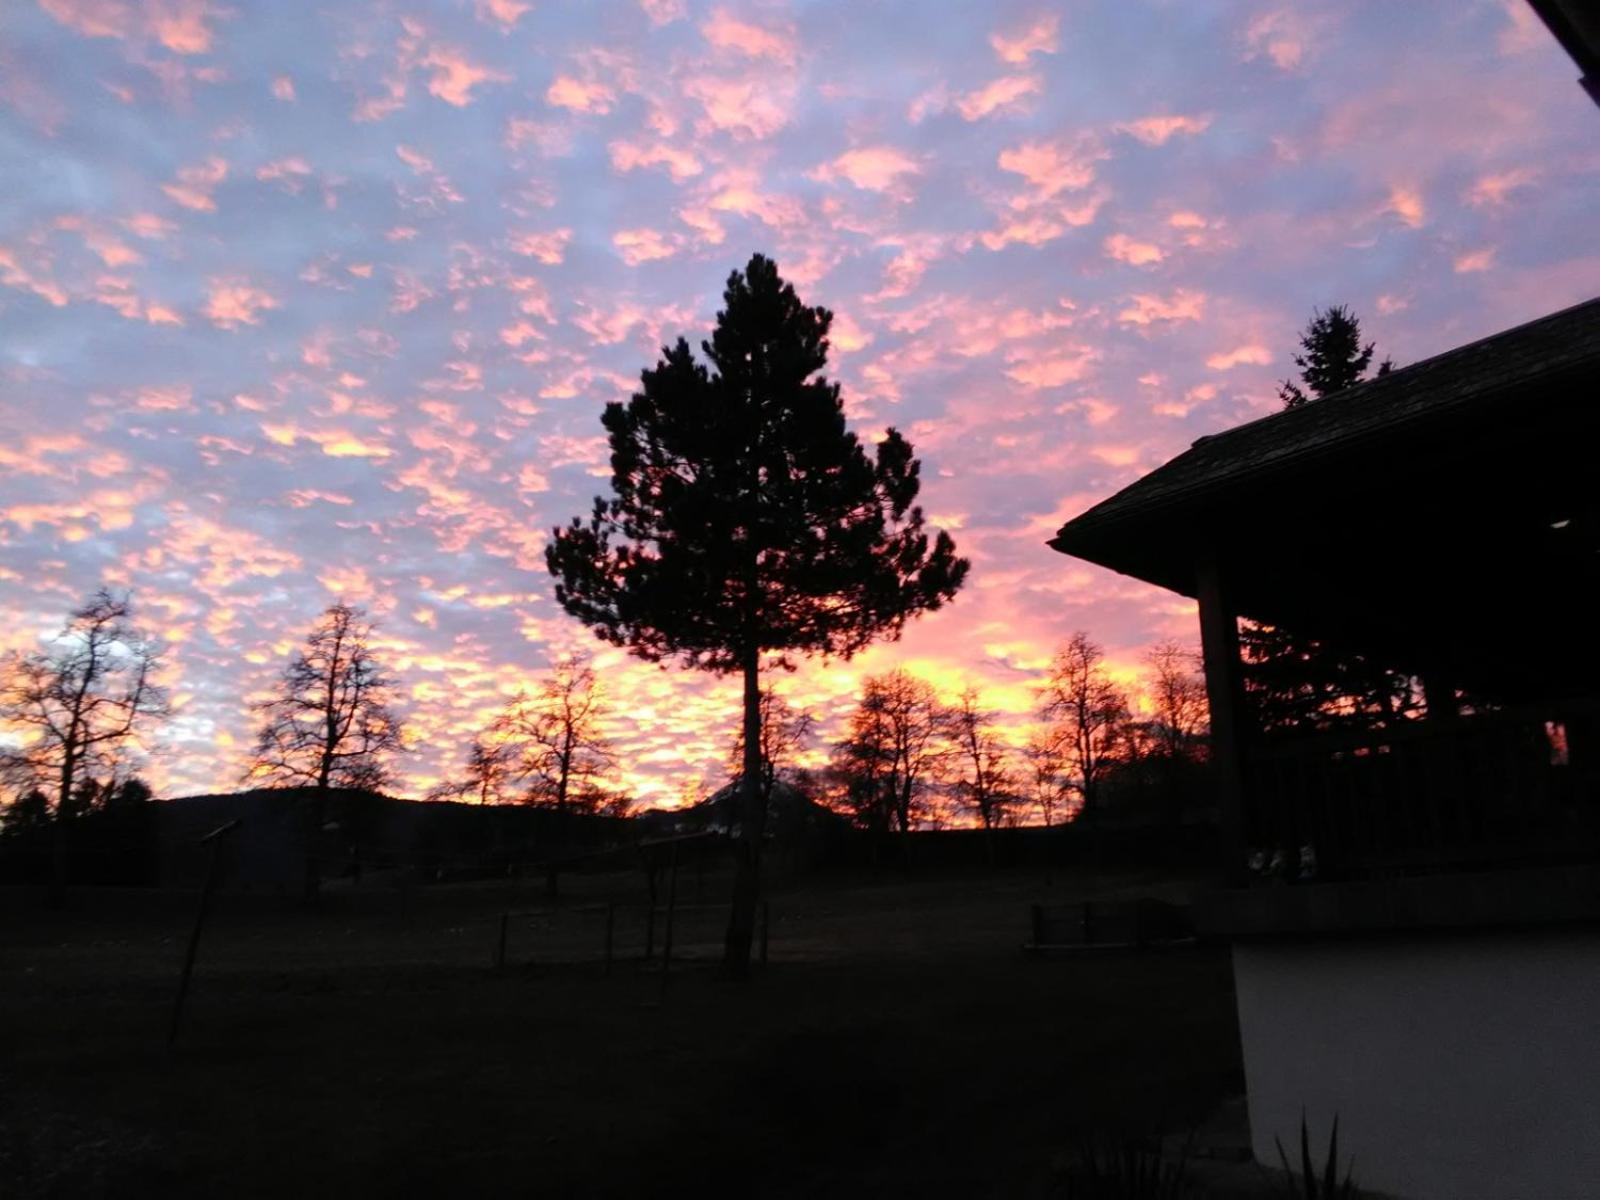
left=1, top=0, right=1596, bottom=806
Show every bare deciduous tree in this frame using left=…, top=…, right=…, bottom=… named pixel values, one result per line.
left=948, top=687, right=1014, bottom=832
left=501, top=653, right=615, bottom=814
left=426, top=736, right=517, bottom=805
left=830, top=670, right=946, bottom=834
left=247, top=603, right=404, bottom=901
left=1041, top=633, right=1130, bottom=823
left=0, top=590, right=168, bottom=896
left=1145, top=639, right=1209, bottom=760
left=1023, top=729, right=1072, bottom=826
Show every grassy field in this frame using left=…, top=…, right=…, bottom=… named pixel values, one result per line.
left=0, top=863, right=1243, bottom=1198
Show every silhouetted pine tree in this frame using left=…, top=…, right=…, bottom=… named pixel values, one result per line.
left=547, top=254, right=967, bottom=972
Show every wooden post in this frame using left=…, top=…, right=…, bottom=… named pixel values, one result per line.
left=659, top=841, right=680, bottom=1001
left=495, top=911, right=509, bottom=972
left=758, top=900, right=770, bottom=968
left=1196, top=554, right=1251, bottom=887
left=603, top=902, right=615, bottom=977
left=168, top=819, right=240, bottom=1048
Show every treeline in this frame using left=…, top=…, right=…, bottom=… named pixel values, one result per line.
left=800, top=633, right=1210, bottom=833
left=0, top=590, right=1213, bottom=889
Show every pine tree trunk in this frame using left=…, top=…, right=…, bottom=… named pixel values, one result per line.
left=722, top=643, right=763, bottom=976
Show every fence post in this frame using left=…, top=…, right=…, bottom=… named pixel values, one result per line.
left=495, top=911, right=509, bottom=972
left=604, top=902, right=615, bottom=977
left=168, top=819, right=240, bottom=1048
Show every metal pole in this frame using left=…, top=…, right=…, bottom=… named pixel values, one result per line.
left=168, top=819, right=239, bottom=1048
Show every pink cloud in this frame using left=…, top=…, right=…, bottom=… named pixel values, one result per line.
left=701, top=9, right=796, bottom=64
left=997, top=138, right=1100, bottom=196
left=811, top=146, right=921, bottom=192
left=640, top=0, right=685, bottom=23
left=684, top=74, right=794, bottom=138
left=147, top=0, right=223, bottom=54
left=204, top=278, right=278, bottom=328
left=547, top=75, right=616, bottom=114
left=693, top=168, right=805, bottom=229
left=1384, top=184, right=1425, bottom=229
left=161, top=156, right=228, bottom=212
left=1115, top=114, right=1213, bottom=146
left=990, top=14, right=1059, bottom=64
left=1242, top=10, right=1311, bottom=72
left=978, top=203, right=1101, bottom=251
left=1004, top=345, right=1097, bottom=389
left=508, top=229, right=572, bottom=264
left=956, top=75, right=1042, bottom=121
left=1118, top=290, right=1207, bottom=325
left=613, top=228, right=681, bottom=265
left=420, top=44, right=508, bottom=106
left=475, top=0, right=530, bottom=31
left=609, top=139, right=703, bottom=181
left=256, top=157, right=315, bottom=195
left=40, top=0, right=227, bottom=54
left=271, top=75, right=295, bottom=101
left=1496, top=0, right=1547, bottom=54
left=1104, top=233, right=1164, bottom=266
left=1454, top=247, right=1496, bottom=274
left=1466, top=168, right=1537, bottom=208
left=1206, top=344, right=1272, bottom=370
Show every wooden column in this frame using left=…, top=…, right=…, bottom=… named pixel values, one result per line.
left=1196, top=554, right=1250, bottom=888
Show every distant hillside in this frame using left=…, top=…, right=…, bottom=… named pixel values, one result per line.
left=7, top=788, right=635, bottom=890
left=636, top=778, right=851, bottom=843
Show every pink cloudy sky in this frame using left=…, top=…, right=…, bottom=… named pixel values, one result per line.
left=1, top=0, right=1596, bottom=806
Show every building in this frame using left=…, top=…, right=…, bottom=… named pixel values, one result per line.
left=1048, top=297, right=1600, bottom=1198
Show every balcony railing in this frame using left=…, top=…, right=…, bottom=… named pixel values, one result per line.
left=1241, top=703, right=1600, bottom=883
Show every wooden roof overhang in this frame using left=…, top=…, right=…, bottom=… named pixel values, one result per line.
left=1049, top=297, right=1600, bottom=701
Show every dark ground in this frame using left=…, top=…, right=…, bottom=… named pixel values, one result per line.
left=0, top=864, right=1243, bottom=1198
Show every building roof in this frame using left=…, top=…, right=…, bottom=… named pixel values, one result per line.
left=1048, top=295, right=1600, bottom=575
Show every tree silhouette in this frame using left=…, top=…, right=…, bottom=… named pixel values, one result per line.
left=1, top=788, right=50, bottom=837
left=1024, top=729, right=1071, bottom=826
left=1041, top=633, right=1130, bottom=824
left=828, top=670, right=948, bottom=835
left=949, top=687, right=1014, bottom=834
left=501, top=653, right=615, bottom=813
left=1277, top=305, right=1376, bottom=408
left=105, top=775, right=154, bottom=810
left=0, top=590, right=168, bottom=897
left=547, top=254, right=967, bottom=972
left=247, top=603, right=403, bottom=902
left=427, top=736, right=516, bottom=805
left=1143, top=640, right=1209, bottom=760
left=1250, top=307, right=1414, bottom=733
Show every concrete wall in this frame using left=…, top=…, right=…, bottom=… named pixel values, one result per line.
left=1233, top=931, right=1600, bottom=1199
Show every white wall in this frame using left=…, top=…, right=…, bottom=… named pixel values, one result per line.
left=1233, top=931, right=1600, bottom=1200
